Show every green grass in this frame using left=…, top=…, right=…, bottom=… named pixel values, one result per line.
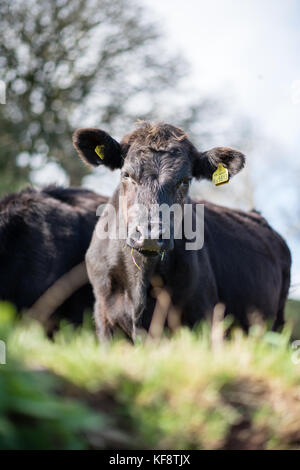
left=1, top=301, right=300, bottom=450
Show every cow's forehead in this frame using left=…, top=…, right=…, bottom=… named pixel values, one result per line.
left=121, top=123, right=188, bottom=148
left=129, top=144, right=173, bottom=155
left=123, top=145, right=192, bottom=181
left=121, top=124, right=193, bottom=177
left=126, top=135, right=190, bottom=154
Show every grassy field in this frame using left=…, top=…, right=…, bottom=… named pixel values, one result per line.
left=0, top=300, right=300, bottom=450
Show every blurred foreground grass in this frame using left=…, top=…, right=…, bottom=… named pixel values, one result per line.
left=0, top=300, right=300, bottom=450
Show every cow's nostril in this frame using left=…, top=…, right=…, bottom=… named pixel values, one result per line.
left=132, top=225, right=147, bottom=248
left=127, top=224, right=172, bottom=253
left=135, top=225, right=144, bottom=240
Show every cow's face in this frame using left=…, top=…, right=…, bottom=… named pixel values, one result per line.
left=119, top=131, right=193, bottom=255
left=73, top=122, right=245, bottom=256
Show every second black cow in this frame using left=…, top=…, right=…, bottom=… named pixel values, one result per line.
left=0, top=185, right=107, bottom=327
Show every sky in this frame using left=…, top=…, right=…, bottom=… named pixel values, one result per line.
left=142, top=1, right=300, bottom=157
left=144, top=0, right=300, bottom=144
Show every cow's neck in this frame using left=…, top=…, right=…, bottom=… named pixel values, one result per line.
left=121, top=242, right=160, bottom=314
left=111, top=187, right=162, bottom=314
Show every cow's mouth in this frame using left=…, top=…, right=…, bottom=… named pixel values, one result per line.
left=138, top=249, right=161, bottom=257
left=127, top=245, right=163, bottom=258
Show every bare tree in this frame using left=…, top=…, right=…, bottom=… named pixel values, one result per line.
left=0, top=0, right=186, bottom=189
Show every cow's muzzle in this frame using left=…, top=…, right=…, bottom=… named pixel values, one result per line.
left=127, top=224, right=173, bottom=256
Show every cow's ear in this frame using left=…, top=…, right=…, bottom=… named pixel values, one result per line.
left=72, top=128, right=123, bottom=170
left=192, top=147, right=245, bottom=180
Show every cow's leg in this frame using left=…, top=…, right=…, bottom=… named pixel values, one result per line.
left=94, top=298, right=114, bottom=342
left=93, top=292, right=137, bottom=343
left=117, top=313, right=136, bottom=343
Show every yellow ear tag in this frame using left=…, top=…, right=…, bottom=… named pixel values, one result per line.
left=212, top=163, right=229, bottom=186
left=95, top=144, right=105, bottom=160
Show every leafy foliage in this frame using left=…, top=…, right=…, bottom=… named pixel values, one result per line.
left=0, top=366, right=104, bottom=450
left=0, top=305, right=105, bottom=449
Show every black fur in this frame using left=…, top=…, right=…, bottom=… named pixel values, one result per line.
left=0, top=185, right=107, bottom=326
left=73, top=128, right=123, bottom=169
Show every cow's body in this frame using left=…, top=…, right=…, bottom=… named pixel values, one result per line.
left=73, top=122, right=292, bottom=341
left=141, top=200, right=291, bottom=331
left=86, top=193, right=291, bottom=337
left=0, top=185, right=107, bottom=325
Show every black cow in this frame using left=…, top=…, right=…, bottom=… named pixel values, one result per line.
left=0, top=185, right=107, bottom=327
left=73, top=122, right=292, bottom=341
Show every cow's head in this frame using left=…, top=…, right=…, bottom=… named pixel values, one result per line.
left=73, top=122, right=245, bottom=256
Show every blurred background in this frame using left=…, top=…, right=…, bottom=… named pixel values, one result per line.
left=0, top=0, right=299, bottom=300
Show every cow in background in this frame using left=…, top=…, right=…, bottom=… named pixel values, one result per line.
left=0, top=185, right=107, bottom=328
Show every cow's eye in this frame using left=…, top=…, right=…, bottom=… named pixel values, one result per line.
left=177, top=178, right=190, bottom=189
left=122, top=172, right=137, bottom=184
left=170, top=148, right=181, bottom=156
